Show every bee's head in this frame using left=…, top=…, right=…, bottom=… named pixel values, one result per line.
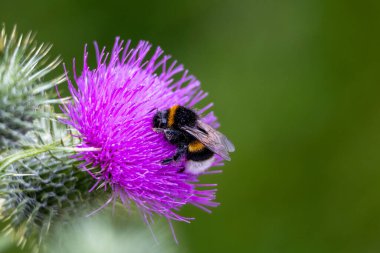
left=153, top=110, right=168, bottom=129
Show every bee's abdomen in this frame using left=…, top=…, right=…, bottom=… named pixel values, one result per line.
left=186, top=140, right=214, bottom=161
left=188, top=140, right=205, bottom=152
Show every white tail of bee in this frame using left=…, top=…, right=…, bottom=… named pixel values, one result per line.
left=185, top=156, right=215, bottom=175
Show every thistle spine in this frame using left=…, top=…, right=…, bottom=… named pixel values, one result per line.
left=0, top=25, right=64, bottom=150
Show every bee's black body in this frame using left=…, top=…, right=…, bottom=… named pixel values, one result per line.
left=153, top=105, right=214, bottom=166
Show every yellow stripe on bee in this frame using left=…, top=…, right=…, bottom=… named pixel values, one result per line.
left=188, top=140, right=205, bottom=152
left=168, top=105, right=179, bottom=127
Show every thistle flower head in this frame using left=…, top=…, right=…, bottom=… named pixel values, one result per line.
left=0, top=25, right=63, bottom=150
left=61, top=38, right=223, bottom=223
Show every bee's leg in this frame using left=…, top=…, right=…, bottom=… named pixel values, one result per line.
left=162, top=157, right=175, bottom=165
left=163, top=129, right=183, bottom=143
left=162, top=144, right=187, bottom=165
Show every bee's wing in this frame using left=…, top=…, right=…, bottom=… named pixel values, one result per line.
left=181, top=120, right=235, bottom=161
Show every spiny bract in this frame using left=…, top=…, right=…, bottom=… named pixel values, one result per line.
left=0, top=114, right=98, bottom=251
left=0, top=25, right=63, bottom=150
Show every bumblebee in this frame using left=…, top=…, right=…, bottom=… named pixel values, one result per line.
left=153, top=105, right=235, bottom=174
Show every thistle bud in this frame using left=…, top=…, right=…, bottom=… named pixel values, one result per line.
left=0, top=25, right=63, bottom=149
left=0, top=110, right=98, bottom=251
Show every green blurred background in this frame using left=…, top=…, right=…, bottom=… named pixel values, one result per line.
left=2, top=0, right=380, bottom=252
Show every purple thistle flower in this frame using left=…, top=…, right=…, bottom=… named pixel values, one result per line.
left=60, top=38, right=223, bottom=224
